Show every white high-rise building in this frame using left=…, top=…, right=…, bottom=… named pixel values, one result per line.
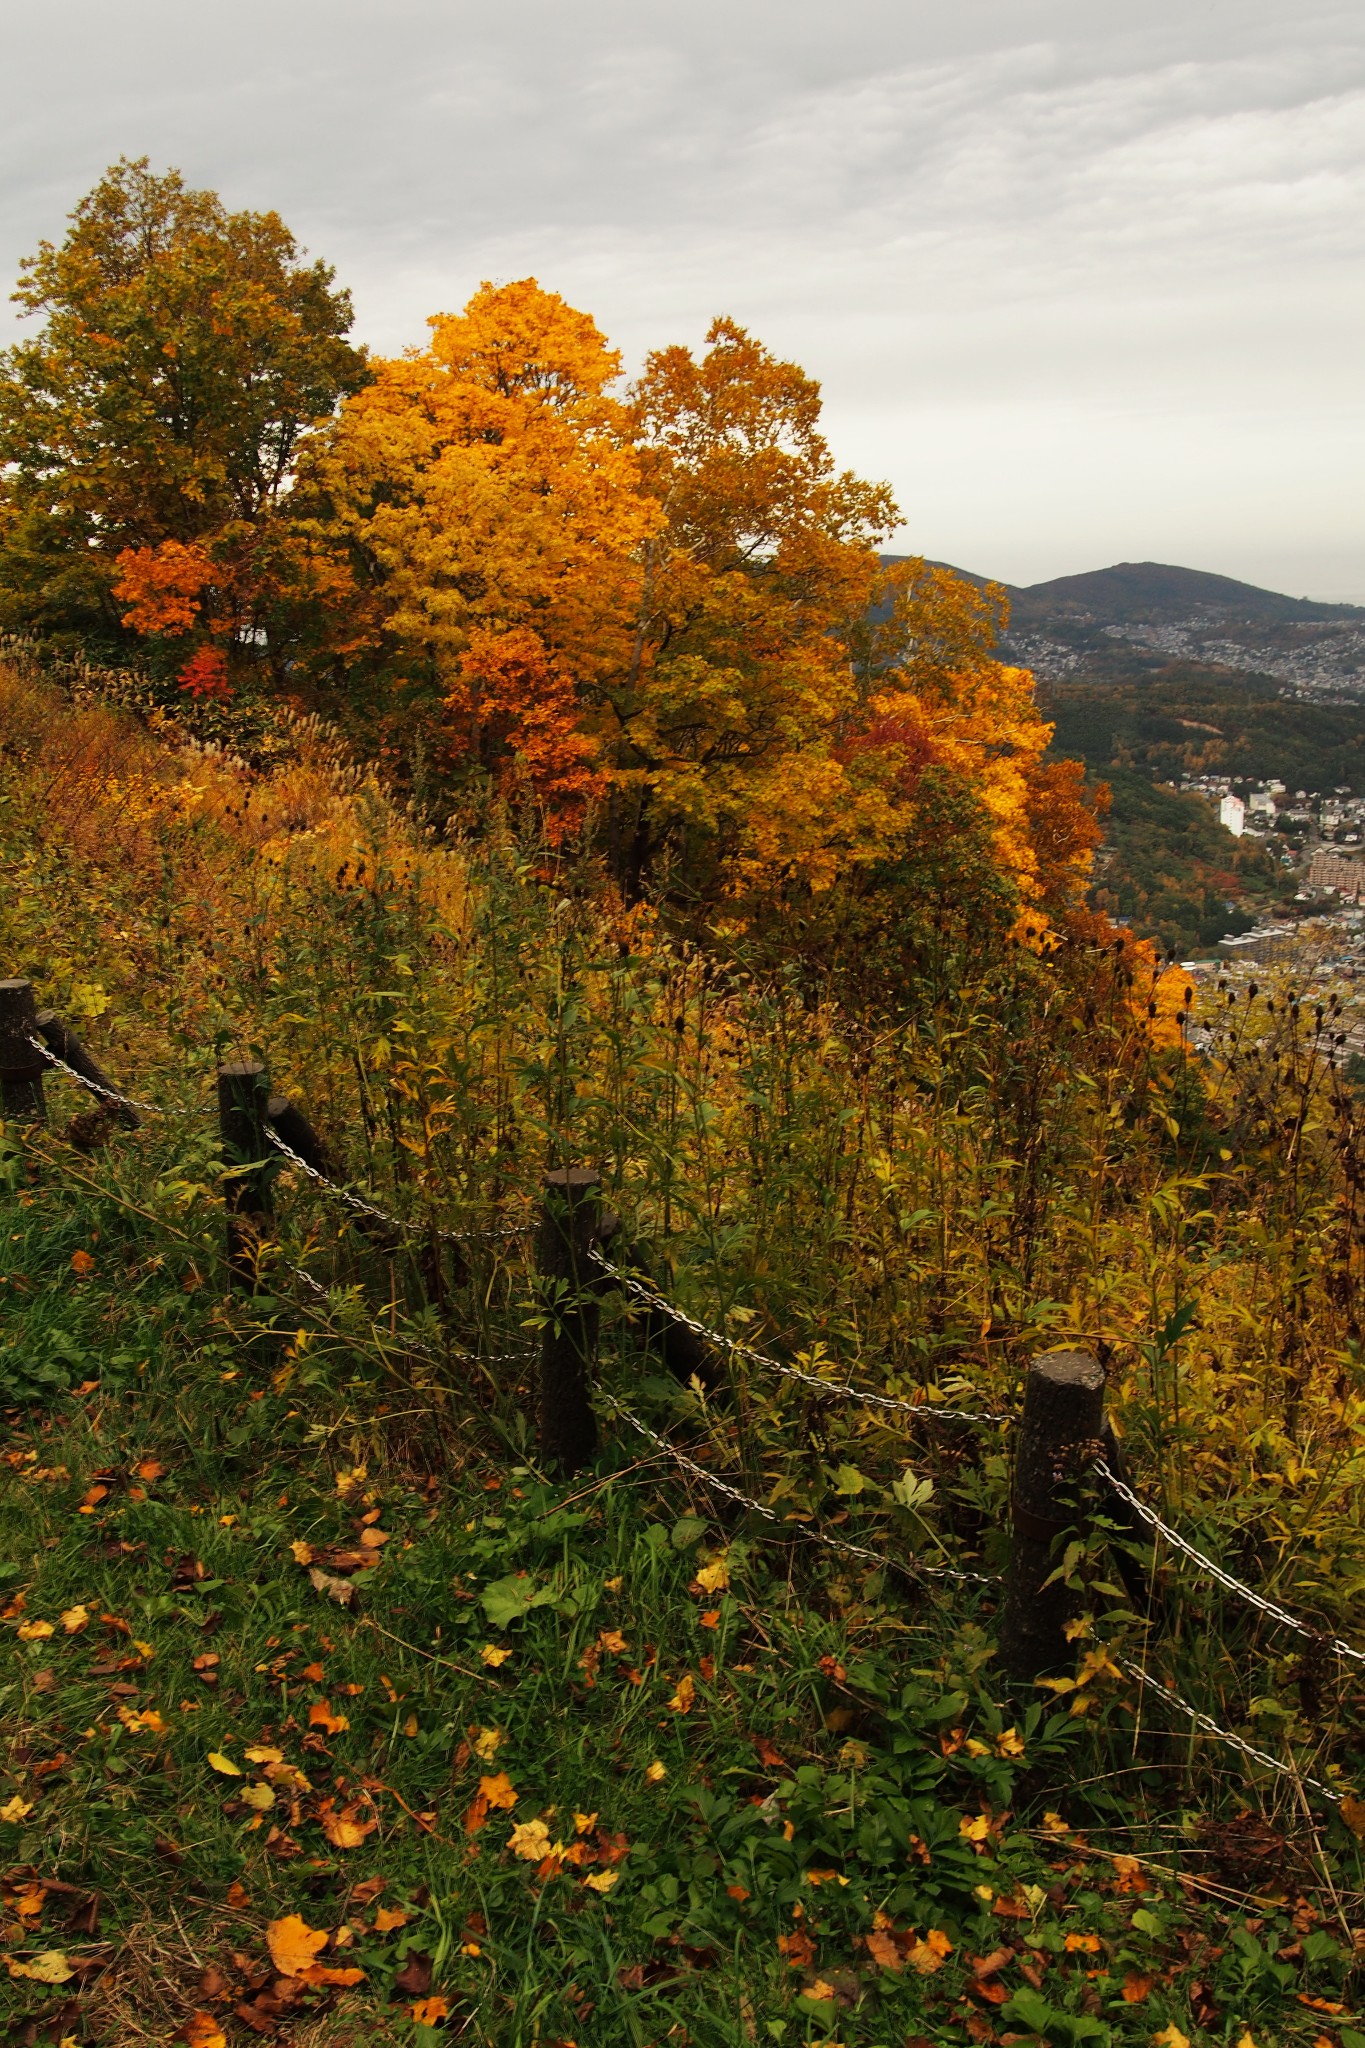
left=1219, top=794, right=1245, bottom=837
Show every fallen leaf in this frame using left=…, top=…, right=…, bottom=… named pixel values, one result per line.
left=1339, top=1793, right=1365, bottom=1841
left=243, top=1744, right=283, bottom=1764
left=226, top=1881, right=251, bottom=1909
left=319, top=1799, right=377, bottom=1848
left=699, top=1609, right=721, bottom=1629
left=240, top=1784, right=275, bottom=1811
left=645, top=1761, right=666, bottom=1784
left=17, top=1619, right=54, bottom=1640
left=266, top=1912, right=328, bottom=1978
left=374, top=1905, right=409, bottom=1933
left=574, top=1811, right=598, bottom=1834
left=695, top=1555, right=730, bottom=1594
left=668, top=1674, right=696, bottom=1714
left=0, top=1795, right=34, bottom=1823
left=1152, top=2028, right=1192, bottom=2048
left=70, top=1250, right=95, bottom=1275
left=509, top=1817, right=560, bottom=1863
left=297, top=1963, right=365, bottom=1987
left=359, top=1526, right=390, bottom=1549
left=394, top=1952, right=434, bottom=1997
left=996, top=1727, right=1025, bottom=1758
left=1065, top=1933, right=1101, bottom=1953
left=308, top=1700, right=350, bottom=1735
left=5, top=1950, right=74, bottom=1983
left=180, top=2016, right=228, bottom=2048
left=411, top=1996, right=451, bottom=2026
left=598, top=1629, right=629, bottom=1654
left=866, top=1930, right=901, bottom=1971
left=308, top=1566, right=356, bottom=1608
left=472, top=1726, right=504, bottom=1763
left=207, top=1752, right=242, bottom=1777
left=136, top=1458, right=167, bottom=1482
left=906, top=1928, right=952, bottom=1974
left=480, top=1644, right=513, bottom=1668
left=1122, top=1972, right=1154, bottom=2003
left=960, top=1814, right=992, bottom=1843
left=290, top=1539, right=315, bottom=1565
left=60, top=1605, right=90, bottom=1634
left=777, top=1931, right=815, bottom=1968
left=583, top=1870, right=619, bottom=1893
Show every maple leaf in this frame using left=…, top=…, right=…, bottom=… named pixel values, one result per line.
left=995, top=1727, right=1025, bottom=1758
left=1064, top=1932, right=1101, bottom=1953
left=1122, top=1972, right=1154, bottom=2003
left=0, top=1796, right=34, bottom=1823
left=307, top=1566, right=356, bottom=1608
left=308, top=1700, right=350, bottom=1735
left=509, top=1817, right=561, bottom=1863
left=905, top=1929, right=952, bottom=1973
left=583, top=1870, right=619, bottom=1893
left=694, top=1555, right=730, bottom=1594
left=266, top=1913, right=328, bottom=1978
left=473, top=1725, right=504, bottom=1763
left=598, top=1629, right=629, bottom=1654
left=480, top=1644, right=513, bottom=1668
left=574, top=1811, right=598, bottom=1835
left=226, top=1880, right=251, bottom=1908
left=777, top=1931, right=815, bottom=1968
left=290, top=1540, right=315, bottom=1565
left=411, top=1996, right=451, bottom=2026
left=959, top=1814, right=991, bottom=1845
left=668, top=1674, right=696, bottom=1714
left=699, top=1609, right=721, bottom=1629
left=69, top=1250, right=95, bottom=1274
left=480, top=1771, right=517, bottom=1810
left=1152, top=2028, right=1192, bottom=2048
left=207, top=1752, right=241, bottom=1777
left=374, top=1905, right=409, bottom=1933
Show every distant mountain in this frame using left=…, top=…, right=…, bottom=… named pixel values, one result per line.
left=882, top=556, right=1365, bottom=702
left=1005, top=561, right=1364, bottom=630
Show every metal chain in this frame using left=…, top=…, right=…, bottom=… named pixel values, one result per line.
left=281, top=1256, right=533, bottom=1367
left=592, top=1250, right=1005, bottom=1427
left=29, top=1034, right=204, bottom=1120
left=1116, top=1653, right=1341, bottom=1804
left=1097, top=1460, right=1365, bottom=1666
left=606, top=1397, right=998, bottom=1586
left=264, top=1126, right=523, bottom=1250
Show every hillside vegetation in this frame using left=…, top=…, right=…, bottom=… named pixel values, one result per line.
left=1, top=160, right=1364, bottom=2048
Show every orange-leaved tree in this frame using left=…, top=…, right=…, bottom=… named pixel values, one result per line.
left=0, top=158, right=366, bottom=677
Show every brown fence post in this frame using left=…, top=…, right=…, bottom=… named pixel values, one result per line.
left=537, top=1167, right=601, bottom=1477
left=0, top=980, right=46, bottom=1123
left=1000, top=1347, right=1106, bottom=1685
left=35, top=1010, right=139, bottom=1128
left=217, top=1061, right=274, bottom=1290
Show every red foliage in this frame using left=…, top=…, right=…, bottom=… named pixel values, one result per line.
left=177, top=647, right=233, bottom=702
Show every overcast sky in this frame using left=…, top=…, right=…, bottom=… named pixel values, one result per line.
left=3, top=1, right=1362, bottom=598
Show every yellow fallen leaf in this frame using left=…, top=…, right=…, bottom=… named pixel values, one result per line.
left=411, top=1997, right=451, bottom=2027
left=1339, top=1792, right=1365, bottom=1840
left=374, top=1905, right=409, bottom=1933
left=207, top=1751, right=242, bottom=1776
left=645, top=1761, right=666, bottom=1784
left=805, top=1978, right=837, bottom=2001
left=5, top=1950, right=74, bottom=1983
left=116, top=1705, right=167, bottom=1734
left=582, top=1868, right=619, bottom=1892
left=480, top=1644, right=513, bottom=1668
left=59, top=1605, right=89, bottom=1634
left=905, top=1928, right=952, bottom=1973
left=17, top=1620, right=54, bottom=1641
left=479, top=1771, right=517, bottom=1811
left=695, top=1555, right=730, bottom=1594
left=1153, top=2028, right=1192, bottom=2048
left=508, top=1817, right=561, bottom=1862
left=473, top=1726, right=504, bottom=1763
left=0, top=1796, right=33, bottom=1824
left=290, top=1539, right=315, bottom=1565
left=668, top=1674, right=696, bottom=1714
left=243, top=1744, right=283, bottom=1764
left=959, top=1814, right=991, bottom=1842
left=266, top=1911, right=328, bottom=1977
left=240, top=1784, right=276, bottom=1811
left=574, top=1811, right=598, bottom=1834
left=996, top=1727, right=1025, bottom=1758
left=320, top=1801, right=377, bottom=1848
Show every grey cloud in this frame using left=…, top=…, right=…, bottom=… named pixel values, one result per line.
left=1, top=0, right=1362, bottom=595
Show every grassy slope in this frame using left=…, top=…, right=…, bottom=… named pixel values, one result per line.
left=2, top=1154, right=1359, bottom=2048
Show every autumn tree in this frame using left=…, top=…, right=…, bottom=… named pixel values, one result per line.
left=0, top=157, right=366, bottom=679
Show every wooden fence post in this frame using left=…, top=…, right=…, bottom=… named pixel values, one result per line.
left=0, top=980, right=46, bottom=1123
left=217, top=1061, right=274, bottom=1290
left=35, top=1010, right=139, bottom=1128
left=537, top=1167, right=601, bottom=1477
left=1000, top=1347, right=1106, bottom=1684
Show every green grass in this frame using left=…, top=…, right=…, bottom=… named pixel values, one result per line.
left=1, top=1135, right=1362, bottom=2048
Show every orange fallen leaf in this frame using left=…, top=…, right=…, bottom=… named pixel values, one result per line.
left=668, top=1674, right=696, bottom=1714
left=69, top=1250, right=95, bottom=1275
left=1065, top=1933, right=1101, bottom=1953
left=59, top=1605, right=89, bottom=1634
left=180, top=2015, right=228, bottom=2048
left=777, top=1931, right=815, bottom=1968
left=308, top=1701, right=350, bottom=1736
left=266, top=1912, right=328, bottom=1977
left=319, top=1799, right=378, bottom=1849
left=136, top=1458, right=167, bottom=1481
left=226, top=1880, right=251, bottom=1909
left=699, top=1609, right=721, bottom=1629
left=1121, top=1972, right=1153, bottom=2003
left=866, top=1929, right=901, bottom=1971
left=905, top=1929, right=953, bottom=1974
left=298, top=1962, right=365, bottom=1986
left=17, top=1619, right=54, bottom=1641
left=374, top=1905, right=409, bottom=1933
left=598, top=1629, right=629, bottom=1654
left=301, top=1660, right=325, bottom=1682
left=411, top=1996, right=451, bottom=2026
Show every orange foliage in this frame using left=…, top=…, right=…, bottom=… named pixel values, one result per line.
left=114, top=541, right=215, bottom=637
left=444, top=627, right=608, bottom=842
